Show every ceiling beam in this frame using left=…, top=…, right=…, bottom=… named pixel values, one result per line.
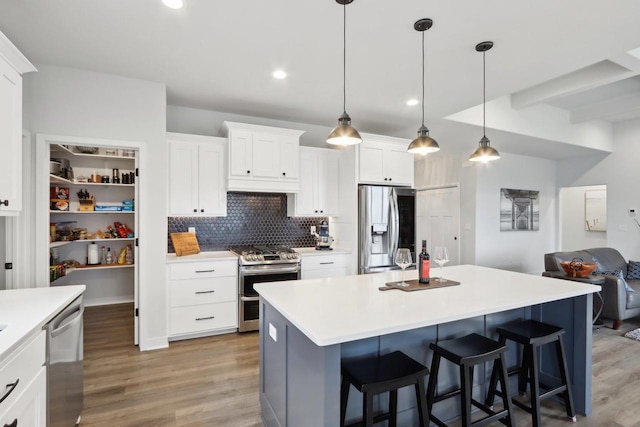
left=570, top=91, right=640, bottom=123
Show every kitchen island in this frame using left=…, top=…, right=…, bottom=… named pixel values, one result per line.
left=255, top=265, right=599, bottom=427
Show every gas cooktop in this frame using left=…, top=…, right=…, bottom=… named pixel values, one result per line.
left=230, top=245, right=300, bottom=266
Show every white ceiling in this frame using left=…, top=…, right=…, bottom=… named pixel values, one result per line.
left=3, top=0, right=640, bottom=158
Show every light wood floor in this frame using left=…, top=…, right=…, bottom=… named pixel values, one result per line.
left=83, top=304, right=640, bottom=426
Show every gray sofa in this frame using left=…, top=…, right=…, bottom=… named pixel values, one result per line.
left=543, top=247, right=640, bottom=329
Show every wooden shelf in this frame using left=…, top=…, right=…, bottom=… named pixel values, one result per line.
left=49, top=238, right=135, bottom=248
left=50, top=174, right=134, bottom=187
left=50, top=263, right=135, bottom=283
left=52, top=144, right=136, bottom=160
left=50, top=210, right=134, bottom=214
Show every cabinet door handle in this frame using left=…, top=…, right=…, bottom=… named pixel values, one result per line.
left=389, top=178, right=392, bottom=181
left=195, top=316, right=215, bottom=321
left=247, top=170, right=251, bottom=174
left=195, top=269, right=215, bottom=273
left=3, top=418, right=17, bottom=427
left=384, top=178, right=388, bottom=181
left=195, top=290, right=215, bottom=294
left=0, top=200, right=8, bottom=207
left=0, top=379, right=19, bottom=404
left=193, top=209, right=197, bottom=213
left=282, top=172, right=286, bottom=176
left=200, top=209, right=204, bottom=212
left=320, top=262, right=335, bottom=265
left=320, top=210, right=323, bottom=213
left=315, top=210, right=318, bottom=213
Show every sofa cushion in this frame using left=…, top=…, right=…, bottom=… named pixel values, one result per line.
left=596, top=270, right=634, bottom=293
left=628, top=260, right=640, bottom=280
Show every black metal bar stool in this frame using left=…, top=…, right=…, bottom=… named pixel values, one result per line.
left=426, top=333, right=515, bottom=427
left=485, top=319, right=576, bottom=427
left=340, top=350, right=430, bottom=427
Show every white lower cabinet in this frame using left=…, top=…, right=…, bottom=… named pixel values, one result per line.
left=301, top=253, right=350, bottom=280
left=0, top=332, right=46, bottom=427
left=167, top=260, right=238, bottom=340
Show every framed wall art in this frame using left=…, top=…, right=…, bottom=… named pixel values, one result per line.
left=585, top=189, right=606, bottom=231
left=500, top=188, right=539, bottom=231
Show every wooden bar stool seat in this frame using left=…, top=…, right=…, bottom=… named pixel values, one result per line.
left=427, top=333, right=515, bottom=427
left=486, top=319, right=576, bottom=427
left=340, top=350, right=430, bottom=427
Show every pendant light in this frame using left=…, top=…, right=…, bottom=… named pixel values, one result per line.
left=407, top=18, right=440, bottom=155
left=327, top=0, right=362, bottom=146
left=469, top=41, right=500, bottom=162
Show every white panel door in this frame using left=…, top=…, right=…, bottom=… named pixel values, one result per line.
left=251, top=132, right=280, bottom=178
left=358, top=142, right=385, bottom=183
left=0, top=57, right=21, bottom=213
left=318, top=152, right=340, bottom=216
left=280, top=135, right=300, bottom=180
left=229, top=130, right=253, bottom=177
left=296, top=152, right=316, bottom=215
left=198, top=142, right=226, bottom=215
left=168, top=141, right=199, bottom=215
left=421, top=187, right=460, bottom=266
left=385, top=145, right=414, bottom=187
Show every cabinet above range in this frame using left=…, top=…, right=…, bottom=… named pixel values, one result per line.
left=221, top=122, right=305, bottom=193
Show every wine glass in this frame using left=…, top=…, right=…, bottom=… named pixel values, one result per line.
left=433, top=246, right=449, bottom=282
left=395, top=248, right=412, bottom=287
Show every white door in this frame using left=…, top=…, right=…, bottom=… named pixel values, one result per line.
left=318, top=152, right=340, bottom=216
left=229, top=130, right=252, bottom=177
left=0, top=57, right=22, bottom=213
left=280, top=135, right=300, bottom=180
left=358, top=142, right=385, bottom=183
left=417, top=186, right=460, bottom=265
left=198, top=142, right=226, bottom=215
left=385, top=145, right=414, bottom=186
left=251, top=132, right=280, bottom=178
left=296, top=152, right=316, bottom=215
left=168, top=140, right=199, bottom=215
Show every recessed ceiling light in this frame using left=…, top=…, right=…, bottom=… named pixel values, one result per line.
left=162, top=0, right=183, bottom=9
left=406, top=99, right=419, bottom=106
left=272, top=70, right=287, bottom=79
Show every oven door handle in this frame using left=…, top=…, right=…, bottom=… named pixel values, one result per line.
left=240, top=296, right=260, bottom=302
left=239, top=265, right=301, bottom=276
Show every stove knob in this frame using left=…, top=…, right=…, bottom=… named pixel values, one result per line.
left=249, top=255, right=256, bottom=261
left=283, top=254, right=290, bottom=260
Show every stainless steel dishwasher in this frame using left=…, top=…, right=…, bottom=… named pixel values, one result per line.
left=45, top=294, right=84, bottom=427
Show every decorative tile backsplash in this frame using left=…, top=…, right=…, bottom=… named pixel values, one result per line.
left=168, top=192, right=328, bottom=252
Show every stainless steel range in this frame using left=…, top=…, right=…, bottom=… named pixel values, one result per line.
left=231, top=245, right=301, bottom=332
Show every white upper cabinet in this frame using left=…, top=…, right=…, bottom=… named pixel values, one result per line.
left=168, top=133, right=227, bottom=216
left=0, top=31, right=36, bottom=215
left=358, top=134, right=414, bottom=187
left=222, top=122, right=304, bottom=193
left=288, top=147, right=340, bottom=217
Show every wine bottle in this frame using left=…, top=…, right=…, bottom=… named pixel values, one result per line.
left=419, top=240, right=430, bottom=284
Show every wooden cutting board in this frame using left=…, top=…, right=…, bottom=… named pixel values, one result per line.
left=170, top=232, right=201, bottom=256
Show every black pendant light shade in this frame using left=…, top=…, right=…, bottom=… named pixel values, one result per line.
left=327, top=0, right=362, bottom=146
left=469, top=41, right=500, bottom=162
left=407, top=18, right=440, bottom=155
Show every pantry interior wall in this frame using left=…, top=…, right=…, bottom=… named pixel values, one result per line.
left=23, top=64, right=169, bottom=350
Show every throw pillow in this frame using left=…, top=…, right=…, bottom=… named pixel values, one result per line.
left=628, top=260, right=640, bottom=280
left=596, top=269, right=634, bottom=292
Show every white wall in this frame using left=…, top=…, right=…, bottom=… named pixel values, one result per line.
left=557, top=118, right=640, bottom=261
left=473, top=153, right=557, bottom=274
left=560, top=185, right=607, bottom=251
left=23, top=64, right=168, bottom=350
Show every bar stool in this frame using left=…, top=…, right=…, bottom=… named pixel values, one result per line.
left=485, top=319, right=576, bottom=427
left=426, top=333, right=515, bottom=427
left=340, top=351, right=430, bottom=427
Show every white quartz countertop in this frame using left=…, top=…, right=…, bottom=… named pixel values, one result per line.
left=166, top=251, right=238, bottom=263
left=254, top=265, right=600, bottom=347
left=0, top=285, right=85, bottom=363
left=295, top=247, right=351, bottom=256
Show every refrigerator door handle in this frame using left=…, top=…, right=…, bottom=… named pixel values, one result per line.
left=389, top=188, right=399, bottom=257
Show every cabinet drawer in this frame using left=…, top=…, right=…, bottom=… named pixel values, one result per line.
left=170, top=276, right=237, bottom=307
left=169, top=302, right=237, bottom=336
left=302, top=267, right=350, bottom=280
left=302, top=254, right=349, bottom=270
left=0, top=366, right=46, bottom=427
left=169, top=260, right=237, bottom=280
left=0, top=331, right=45, bottom=414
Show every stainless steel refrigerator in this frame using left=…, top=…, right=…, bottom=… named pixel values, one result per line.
left=359, top=185, right=416, bottom=274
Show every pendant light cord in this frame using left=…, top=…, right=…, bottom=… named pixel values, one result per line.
left=421, top=30, right=425, bottom=127
left=343, top=2, right=347, bottom=114
left=483, top=50, right=486, bottom=137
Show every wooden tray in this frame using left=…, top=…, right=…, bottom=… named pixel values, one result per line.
left=170, top=232, right=200, bottom=256
left=379, top=278, right=460, bottom=292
